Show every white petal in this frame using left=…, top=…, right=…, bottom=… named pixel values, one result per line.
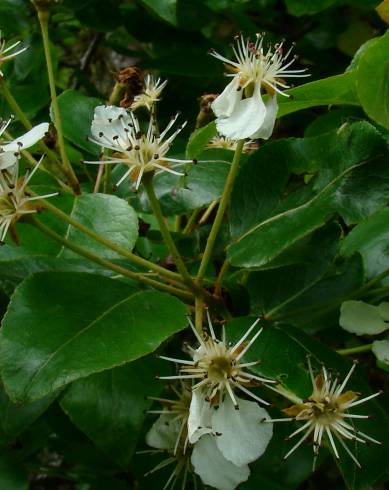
left=216, top=88, right=266, bottom=140
left=1, top=123, right=49, bottom=152
left=0, top=151, right=18, bottom=170
left=211, top=79, right=242, bottom=118
left=145, top=413, right=181, bottom=451
left=91, top=105, right=132, bottom=149
left=249, top=96, right=278, bottom=140
left=188, top=389, right=213, bottom=444
left=212, top=395, right=273, bottom=466
left=191, top=435, right=250, bottom=490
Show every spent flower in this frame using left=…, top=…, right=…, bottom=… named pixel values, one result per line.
left=210, top=33, right=308, bottom=140
left=131, top=74, right=167, bottom=111
left=86, top=106, right=194, bottom=190
left=0, top=158, right=57, bottom=243
left=268, top=358, right=381, bottom=468
left=0, top=31, right=28, bottom=76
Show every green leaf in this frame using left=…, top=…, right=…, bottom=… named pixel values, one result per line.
left=356, top=30, right=389, bottom=129
left=60, top=194, right=139, bottom=260
left=0, top=383, right=55, bottom=440
left=140, top=0, right=177, bottom=25
left=285, top=0, right=339, bottom=16
left=372, top=339, right=389, bottom=369
left=139, top=150, right=231, bottom=216
left=247, top=224, right=341, bottom=315
left=0, top=452, right=28, bottom=490
left=56, top=89, right=102, bottom=155
left=341, top=207, right=389, bottom=281
left=186, top=121, right=217, bottom=159
left=60, top=357, right=164, bottom=467
left=278, top=73, right=359, bottom=118
left=228, top=122, right=389, bottom=268
left=339, top=300, right=389, bottom=335
left=0, top=272, right=187, bottom=402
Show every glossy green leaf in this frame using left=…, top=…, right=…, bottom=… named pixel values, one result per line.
left=356, top=30, right=389, bottom=129
left=341, top=207, right=389, bottom=281
left=285, top=0, right=339, bottom=16
left=186, top=121, right=217, bottom=159
left=372, top=339, right=389, bottom=368
left=56, top=89, right=102, bottom=155
left=228, top=122, right=389, bottom=268
left=60, top=357, right=164, bottom=467
left=60, top=193, right=139, bottom=260
left=0, top=272, right=187, bottom=402
left=0, top=452, right=28, bottom=490
left=140, top=0, right=177, bottom=25
left=278, top=73, right=359, bottom=118
left=339, top=300, right=389, bottom=335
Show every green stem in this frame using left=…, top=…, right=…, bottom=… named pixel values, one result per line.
left=31, top=217, right=193, bottom=301
left=143, top=173, right=196, bottom=291
left=183, top=208, right=201, bottom=235
left=39, top=197, right=187, bottom=286
left=196, top=140, right=244, bottom=283
left=337, top=344, right=373, bottom=356
left=195, top=296, right=204, bottom=334
left=214, top=259, right=229, bottom=297
left=36, top=8, right=80, bottom=194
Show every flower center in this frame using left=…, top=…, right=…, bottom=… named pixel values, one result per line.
left=207, top=355, right=233, bottom=382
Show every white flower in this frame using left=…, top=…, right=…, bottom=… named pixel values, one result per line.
left=0, top=31, right=28, bottom=76
left=210, top=34, right=308, bottom=140
left=0, top=119, right=49, bottom=170
left=158, top=314, right=276, bottom=408
left=268, top=358, right=381, bottom=468
left=0, top=159, right=57, bottom=243
left=131, top=74, right=167, bottom=111
left=86, top=106, right=194, bottom=190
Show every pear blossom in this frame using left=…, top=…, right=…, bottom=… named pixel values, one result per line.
left=0, top=158, right=57, bottom=243
left=268, top=359, right=381, bottom=469
left=207, top=134, right=257, bottom=153
left=85, top=106, right=194, bottom=190
left=131, top=74, right=167, bottom=111
left=0, top=119, right=49, bottom=170
left=146, top=384, right=272, bottom=490
left=0, top=31, right=28, bottom=76
left=158, top=313, right=276, bottom=408
left=210, top=34, right=308, bottom=140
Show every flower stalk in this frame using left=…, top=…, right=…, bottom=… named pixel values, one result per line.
left=196, top=139, right=244, bottom=283
left=35, top=7, right=80, bottom=194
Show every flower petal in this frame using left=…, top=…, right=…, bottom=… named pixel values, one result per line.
left=249, top=95, right=278, bottom=140
left=191, top=435, right=250, bottom=490
left=145, top=413, right=181, bottom=451
left=91, top=105, right=132, bottom=150
left=212, top=395, right=273, bottom=466
left=211, top=79, right=242, bottom=118
left=1, top=123, right=49, bottom=152
left=188, top=389, right=213, bottom=443
left=216, top=88, right=266, bottom=140
left=0, top=151, right=17, bottom=170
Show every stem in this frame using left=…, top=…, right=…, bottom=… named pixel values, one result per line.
left=31, top=217, right=193, bottom=301
left=196, top=140, right=244, bottom=283
left=199, top=199, right=218, bottom=225
left=337, top=344, right=373, bottom=356
left=195, top=296, right=204, bottom=334
left=38, top=198, right=187, bottom=285
left=214, top=259, right=229, bottom=297
left=36, top=8, right=80, bottom=194
left=183, top=208, right=201, bottom=235
left=143, top=173, right=196, bottom=291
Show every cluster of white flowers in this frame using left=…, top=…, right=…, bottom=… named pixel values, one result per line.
left=144, top=315, right=382, bottom=489
left=0, top=119, right=55, bottom=243
left=145, top=315, right=275, bottom=490
left=210, top=34, right=309, bottom=140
